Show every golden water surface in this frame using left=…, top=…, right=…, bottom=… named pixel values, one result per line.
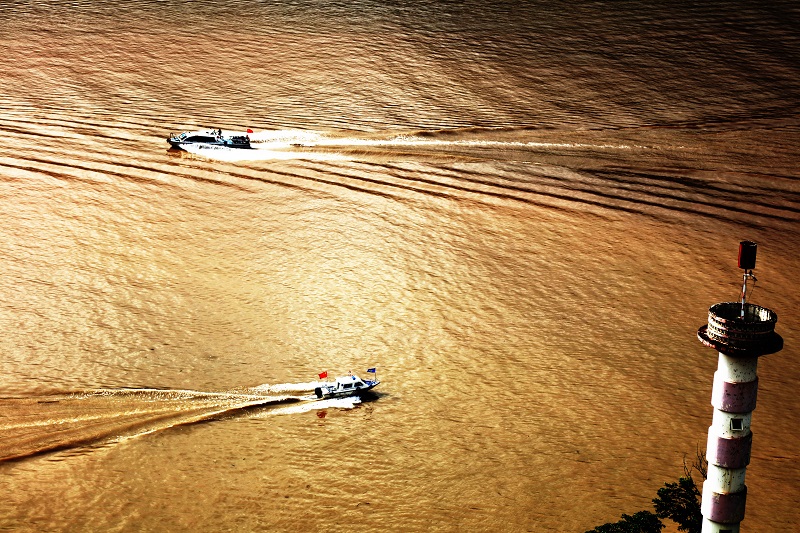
left=1, top=1, right=799, bottom=531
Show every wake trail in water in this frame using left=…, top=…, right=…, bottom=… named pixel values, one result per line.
left=176, top=129, right=635, bottom=162
left=0, top=382, right=358, bottom=462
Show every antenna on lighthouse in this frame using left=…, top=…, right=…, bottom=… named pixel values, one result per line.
left=738, top=241, right=757, bottom=318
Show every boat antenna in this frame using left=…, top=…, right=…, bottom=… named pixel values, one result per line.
left=738, top=240, right=757, bottom=318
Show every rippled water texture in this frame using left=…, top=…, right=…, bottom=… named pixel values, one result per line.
left=1, top=1, right=799, bottom=531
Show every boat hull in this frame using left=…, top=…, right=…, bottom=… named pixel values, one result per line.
left=167, top=140, right=252, bottom=150
left=166, top=130, right=252, bottom=150
left=314, top=380, right=379, bottom=399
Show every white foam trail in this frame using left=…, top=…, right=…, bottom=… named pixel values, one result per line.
left=253, top=381, right=327, bottom=393
left=248, top=129, right=323, bottom=145
left=254, top=129, right=632, bottom=150
left=265, top=396, right=361, bottom=416
left=108, top=396, right=293, bottom=444
left=177, top=128, right=632, bottom=162
left=315, top=135, right=633, bottom=150
left=251, top=130, right=632, bottom=150
left=179, top=143, right=346, bottom=162
left=75, top=387, right=273, bottom=401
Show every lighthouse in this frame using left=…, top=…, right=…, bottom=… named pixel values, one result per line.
left=696, top=241, right=783, bottom=532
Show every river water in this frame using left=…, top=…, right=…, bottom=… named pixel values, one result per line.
left=1, top=1, right=798, bottom=531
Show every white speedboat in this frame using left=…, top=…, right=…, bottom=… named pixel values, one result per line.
left=314, top=371, right=379, bottom=399
left=167, top=128, right=252, bottom=150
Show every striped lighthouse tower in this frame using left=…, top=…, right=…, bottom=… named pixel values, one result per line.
left=696, top=241, right=783, bottom=532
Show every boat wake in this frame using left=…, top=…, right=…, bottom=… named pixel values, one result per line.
left=0, top=382, right=359, bottom=462
left=174, top=129, right=635, bottom=162
left=179, top=142, right=348, bottom=162
left=265, top=396, right=362, bottom=416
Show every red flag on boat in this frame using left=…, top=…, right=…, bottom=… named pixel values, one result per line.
left=318, top=371, right=328, bottom=379
left=247, top=128, right=254, bottom=133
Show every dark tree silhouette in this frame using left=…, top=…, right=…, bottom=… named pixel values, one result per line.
left=588, top=449, right=707, bottom=533
left=653, top=477, right=702, bottom=532
left=653, top=449, right=707, bottom=533
left=584, top=511, right=664, bottom=533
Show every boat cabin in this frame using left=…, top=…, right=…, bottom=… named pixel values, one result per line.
left=182, top=133, right=217, bottom=143
left=335, top=376, right=366, bottom=390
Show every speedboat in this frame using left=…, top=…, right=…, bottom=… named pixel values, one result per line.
left=167, top=128, right=252, bottom=150
left=314, top=372, right=380, bottom=399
